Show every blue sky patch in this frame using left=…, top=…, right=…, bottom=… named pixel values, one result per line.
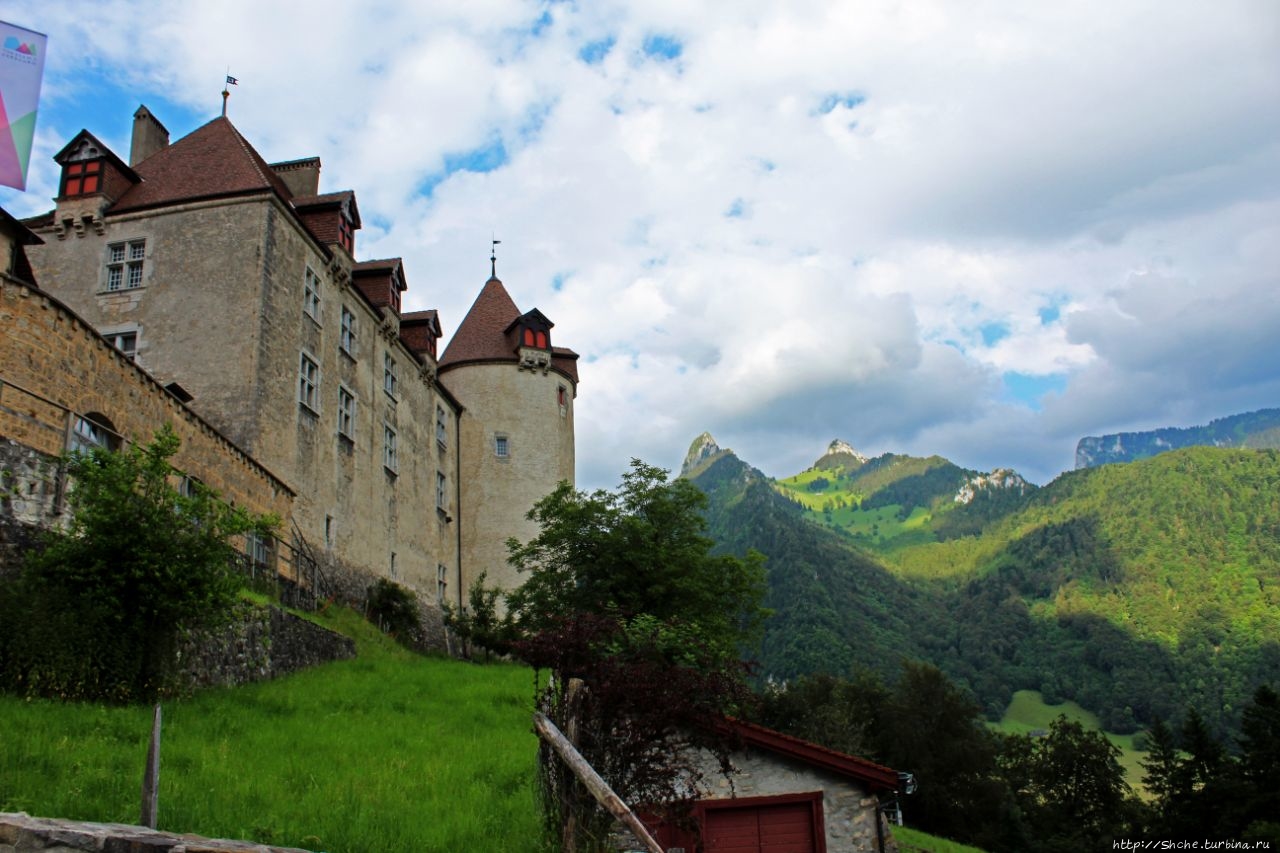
left=529, top=10, right=553, bottom=37
left=551, top=272, right=569, bottom=292
left=816, top=92, right=866, bottom=115
left=1002, top=372, right=1068, bottom=410
left=414, top=136, right=509, bottom=198
left=443, top=136, right=508, bottom=175
left=579, top=36, right=615, bottom=64
left=725, top=198, right=747, bottom=218
left=643, top=34, right=683, bottom=61
left=979, top=321, right=1010, bottom=347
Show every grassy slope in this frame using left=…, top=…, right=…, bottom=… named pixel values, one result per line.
left=893, top=825, right=991, bottom=853
left=0, top=606, right=543, bottom=853
left=992, top=690, right=1146, bottom=793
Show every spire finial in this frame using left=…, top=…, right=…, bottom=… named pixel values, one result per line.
left=221, top=70, right=238, bottom=117
left=490, top=236, right=501, bottom=279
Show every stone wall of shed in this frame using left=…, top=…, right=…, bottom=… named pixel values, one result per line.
left=693, top=747, right=898, bottom=853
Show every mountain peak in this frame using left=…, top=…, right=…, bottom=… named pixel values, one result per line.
left=813, top=439, right=867, bottom=471
left=682, top=432, right=725, bottom=477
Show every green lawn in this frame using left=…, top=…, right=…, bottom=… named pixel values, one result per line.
left=0, top=605, right=545, bottom=852
left=992, top=689, right=1147, bottom=793
left=893, top=824, right=990, bottom=853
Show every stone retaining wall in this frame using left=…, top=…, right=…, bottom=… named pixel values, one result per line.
left=175, top=603, right=355, bottom=690
left=0, top=812, right=314, bottom=853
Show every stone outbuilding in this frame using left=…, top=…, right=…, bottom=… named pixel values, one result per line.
left=633, top=719, right=904, bottom=853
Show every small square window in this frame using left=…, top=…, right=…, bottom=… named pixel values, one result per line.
left=105, top=239, right=145, bottom=291
left=299, top=352, right=320, bottom=411
left=105, top=331, right=137, bottom=359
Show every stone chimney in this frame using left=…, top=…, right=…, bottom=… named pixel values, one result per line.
left=130, top=105, right=170, bottom=166
left=270, top=157, right=322, bottom=198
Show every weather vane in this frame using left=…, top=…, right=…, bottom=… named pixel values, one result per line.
left=491, top=236, right=501, bottom=279
left=221, top=68, right=238, bottom=117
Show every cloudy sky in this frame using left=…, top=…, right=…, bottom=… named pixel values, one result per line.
left=3, top=1, right=1278, bottom=490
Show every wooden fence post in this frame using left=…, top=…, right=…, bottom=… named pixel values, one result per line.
left=533, top=711, right=664, bottom=853
left=140, top=703, right=161, bottom=828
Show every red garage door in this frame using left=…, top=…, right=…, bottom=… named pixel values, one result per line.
left=701, top=796, right=820, bottom=853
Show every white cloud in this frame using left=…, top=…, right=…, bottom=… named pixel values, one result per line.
left=3, top=0, right=1277, bottom=489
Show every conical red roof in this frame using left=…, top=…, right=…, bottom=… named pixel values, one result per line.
left=439, top=276, right=522, bottom=369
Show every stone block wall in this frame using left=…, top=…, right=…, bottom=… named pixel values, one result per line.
left=0, top=278, right=294, bottom=528
left=692, top=747, right=898, bottom=853
left=0, top=812, right=315, bottom=853
left=175, top=602, right=355, bottom=690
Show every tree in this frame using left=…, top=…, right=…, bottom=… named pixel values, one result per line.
left=498, top=461, right=770, bottom=852
left=0, top=425, right=275, bottom=701
left=1001, top=716, right=1138, bottom=852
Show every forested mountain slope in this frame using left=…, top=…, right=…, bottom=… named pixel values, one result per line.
left=686, top=437, right=1280, bottom=739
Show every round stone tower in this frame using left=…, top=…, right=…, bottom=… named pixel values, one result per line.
left=437, top=268, right=578, bottom=601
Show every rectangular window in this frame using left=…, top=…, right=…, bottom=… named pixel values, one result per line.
left=340, top=306, right=356, bottom=355
left=247, top=531, right=273, bottom=574
left=62, top=160, right=102, bottom=197
left=558, top=384, right=568, bottom=417
left=106, top=239, right=146, bottom=291
left=304, top=267, right=321, bottom=320
left=437, top=564, right=448, bottom=604
left=436, top=471, right=448, bottom=512
left=105, top=331, right=137, bottom=359
left=495, top=434, right=509, bottom=459
left=383, top=425, right=398, bottom=473
left=383, top=352, right=398, bottom=398
left=299, top=352, right=319, bottom=411
left=337, top=386, right=355, bottom=439
left=436, top=405, right=447, bottom=447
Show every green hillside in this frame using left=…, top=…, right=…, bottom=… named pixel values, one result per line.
left=691, top=441, right=1280, bottom=738
left=774, top=451, right=1032, bottom=552
left=0, top=607, right=541, bottom=852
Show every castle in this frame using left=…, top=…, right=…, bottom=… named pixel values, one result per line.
left=0, top=105, right=577, bottom=636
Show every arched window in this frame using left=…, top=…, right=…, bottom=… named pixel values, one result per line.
left=69, top=412, right=119, bottom=455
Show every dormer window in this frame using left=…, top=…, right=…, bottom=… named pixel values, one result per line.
left=62, top=159, right=103, bottom=197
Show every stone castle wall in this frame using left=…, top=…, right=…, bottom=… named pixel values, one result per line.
left=443, top=360, right=575, bottom=598
left=0, top=278, right=294, bottom=560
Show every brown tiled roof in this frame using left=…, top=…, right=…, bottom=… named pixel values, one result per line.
left=438, top=276, right=522, bottom=369
left=399, top=310, right=442, bottom=359
left=721, top=718, right=901, bottom=791
left=295, top=191, right=360, bottom=245
left=352, top=257, right=405, bottom=316
left=551, top=347, right=580, bottom=384
left=111, top=117, right=296, bottom=213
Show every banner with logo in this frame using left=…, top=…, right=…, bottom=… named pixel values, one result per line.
left=0, top=20, right=47, bottom=191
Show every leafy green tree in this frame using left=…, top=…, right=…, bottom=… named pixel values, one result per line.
left=498, top=461, right=770, bottom=852
left=0, top=425, right=274, bottom=701
left=505, top=460, right=769, bottom=661
left=1001, top=717, right=1139, bottom=851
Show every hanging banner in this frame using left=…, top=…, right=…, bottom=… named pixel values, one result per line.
left=0, top=20, right=47, bottom=191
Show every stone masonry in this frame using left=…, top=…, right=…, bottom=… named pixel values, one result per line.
left=0, top=812, right=315, bottom=853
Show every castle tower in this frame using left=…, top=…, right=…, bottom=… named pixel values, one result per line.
left=438, top=268, right=578, bottom=599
